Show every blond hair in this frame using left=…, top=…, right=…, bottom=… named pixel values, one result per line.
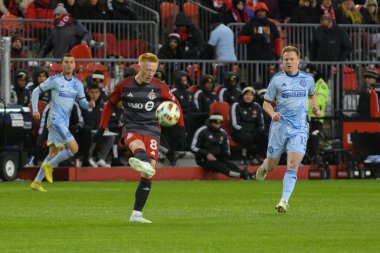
left=281, top=46, right=301, bottom=59
left=138, top=53, right=159, bottom=64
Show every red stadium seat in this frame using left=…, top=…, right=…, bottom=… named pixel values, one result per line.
left=188, top=85, right=200, bottom=94
left=209, top=102, right=240, bottom=149
left=343, top=67, right=358, bottom=91
left=92, top=32, right=118, bottom=57
left=369, top=88, right=380, bottom=118
left=49, top=63, right=62, bottom=75
left=70, top=44, right=92, bottom=59
left=1, top=14, right=23, bottom=36
left=116, top=39, right=147, bottom=58
left=160, top=2, right=179, bottom=33
left=213, top=85, right=224, bottom=94
left=183, top=2, right=199, bottom=25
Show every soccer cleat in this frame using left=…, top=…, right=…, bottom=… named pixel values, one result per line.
left=128, top=157, right=156, bottom=176
left=275, top=201, right=289, bottom=213
left=88, top=158, right=98, bottom=168
left=42, top=162, right=54, bottom=183
left=30, top=181, right=47, bottom=192
left=97, top=159, right=111, bottom=168
left=129, top=212, right=152, bottom=224
left=255, top=166, right=267, bottom=181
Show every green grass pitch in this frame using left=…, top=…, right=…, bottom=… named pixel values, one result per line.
left=1, top=180, right=380, bottom=253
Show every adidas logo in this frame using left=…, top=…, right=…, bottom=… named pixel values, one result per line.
left=127, top=92, right=133, bottom=97
left=281, top=83, right=287, bottom=87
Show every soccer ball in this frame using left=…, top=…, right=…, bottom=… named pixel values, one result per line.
left=156, top=101, right=180, bottom=127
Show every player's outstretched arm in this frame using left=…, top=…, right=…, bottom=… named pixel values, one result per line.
left=263, top=100, right=281, bottom=121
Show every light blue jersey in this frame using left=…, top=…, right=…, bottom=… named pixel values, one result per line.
left=264, top=71, right=315, bottom=158
left=32, top=73, right=88, bottom=146
left=264, top=71, right=315, bottom=131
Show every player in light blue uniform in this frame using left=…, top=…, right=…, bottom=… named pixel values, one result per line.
left=30, top=53, right=95, bottom=191
left=255, top=46, right=321, bottom=212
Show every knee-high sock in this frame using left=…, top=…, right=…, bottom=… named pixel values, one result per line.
left=34, top=155, right=52, bottom=182
left=281, top=169, right=298, bottom=202
left=49, top=148, right=74, bottom=168
left=133, top=178, right=152, bottom=211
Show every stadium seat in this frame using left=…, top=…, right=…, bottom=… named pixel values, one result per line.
left=183, top=2, right=199, bottom=25
left=369, top=88, right=380, bottom=118
left=213, top=84, right=224, bottom=94
left=49, top=63, right=62, bottom=75
left=160, top=2, right=179, bottom=33
left=343, top=67, right=358, bottom=91
left=209, top=102, right=240, bottom=149
left=92, top=32, right=118, bottom=57
left=69, top=44, right=93, bottom=72
left=116, top=39, right=147, bottom=58
left=1, top=14, right=23, bottom=36
left=188, top=85, right=200, bottom=94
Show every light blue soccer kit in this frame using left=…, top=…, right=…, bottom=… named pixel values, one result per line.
left=264, top=71, right=315, bottom=158
left=32, top=74, right=89, bottom=147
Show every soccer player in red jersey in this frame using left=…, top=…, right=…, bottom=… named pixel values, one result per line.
left=93, top=53, right=185, bottom=223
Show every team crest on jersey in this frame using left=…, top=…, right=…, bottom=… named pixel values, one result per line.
left=73, top=82, right=79, bottom=91
left=219, top=136, right=224, bottom=143
left=300, top=80, right=306, bottom=88
left=148, top=89, right=156, bottom=100
left=252, top=110, right=257, bottom=117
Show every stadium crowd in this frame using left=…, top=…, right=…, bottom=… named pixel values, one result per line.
left=2, top=0, right=380, bottom=168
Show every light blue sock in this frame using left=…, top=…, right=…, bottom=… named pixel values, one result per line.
left=261, top=159, right=267, bottom=171
left=281, top=169, right=298, bottom=203
left=49, top=149, right=74, bottom=168
left=34, top=155, right=52, bottom=182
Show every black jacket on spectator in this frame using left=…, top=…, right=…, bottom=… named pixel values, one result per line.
left=81, top=96, right=119, bottom=132
left=175, top=12, right=204, bottom=59
left=290, top=4, right=320, bottom=23
left=193, top=75, right=218, bottom=113
left=230, top=96, right=265, bottom=137
left=12, top=69, right=30, bottom=106
left=309, top=23, right=352, bottom=61
left=171, top=71, right=195, bottom=114
left=61, top=0, right=81, bottom=19
left=218, top=72, right=242, bottom=105
left=40, top=17, right=92, bottom=58
left=158, top=34, right=185, bottom=60
left=191, top=119, right=230, bottom=163
left=80, top=1, right=111, bottom=21
left=109, top=0, right=137, bottom=21
left=25, top=66, right=50, bottom=102
left=240, top=16, right=280, bottom=60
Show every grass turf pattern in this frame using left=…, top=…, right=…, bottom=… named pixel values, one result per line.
left=0, top=180, right=379, bottom=253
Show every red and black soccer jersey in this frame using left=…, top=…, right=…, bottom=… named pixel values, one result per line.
left=100, top=76, right=184, bottom=140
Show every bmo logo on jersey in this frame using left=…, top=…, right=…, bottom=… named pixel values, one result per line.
left=127, top=101, right=155, bottom=111
left=145, top=101, right=154, bottom=111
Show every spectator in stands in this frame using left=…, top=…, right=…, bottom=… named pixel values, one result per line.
left=175, top=12, right=204, bottom=59
left=61, top=0, right=81, bottom=19
left=280, top=0, right=299, bottom=20
left=304, top=65, right=329, bottom=162
left=81, top=82, right=119, bottom=167
left=191, top=113, right=254, bottom=180
left=230, top=87, right=266, bottom=165
left=239, top=2, right=280, bottom=86
left=260, top=0, right=281, bottom=20
left=218, top=72, right=241, bottom=105
left=201, top=0, right=228, bottom=13
left=223, top=0, right=250, bottom=24
left=255, top=88, right=271, bottom=132
left=336, top=0, right=363, bottom=24
left=0, top=0, right=23, bottom=16
left=19, top=0, right=33, bottom=13
left=357, top=69, right=379, bottom=119
left=81, top=0, right=110, bottom=20
left=194, top=74, right=218, bottom=113
left=24, top=0, right=57, bottom=47
left=40, top=3, right=92, bottom=58
left=158, top=33, right=185, bottom=60
left=290, top=0, right=320, bottom=24
left=361, top=0, right=380, bottom=24
left=108, top=0, right=137, bottom=21
left=11, top=69, right=30, bottom=106
left=10, top=35, right=28, bottom=72
left=317, top=0, right=337, bottom=21
left=310, top=14, right=352, bottom=62
left=25, top=66, right=50, bottom=102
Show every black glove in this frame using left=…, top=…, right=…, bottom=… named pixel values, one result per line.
left=177, top=127, right=187, bottom=150
left=93, top=128, right=105, bottom=143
